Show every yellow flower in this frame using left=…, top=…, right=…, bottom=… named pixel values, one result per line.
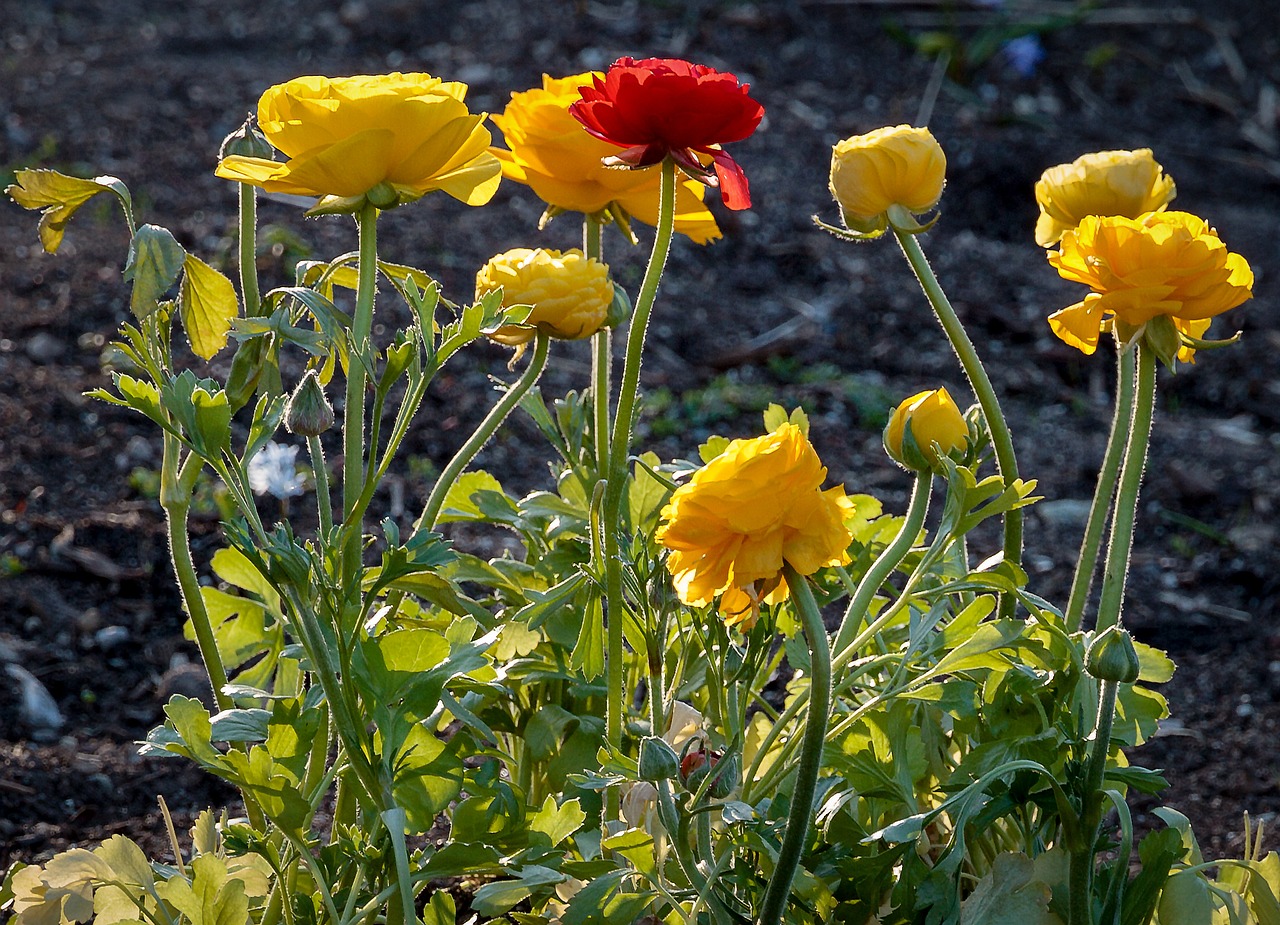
left=1047, top=211, right=1253, bottom=356
left=477, top=248, right=614, bottom=353
left=884, top=388, right=968, bottom=471
left=215, top=73, right=501, bottom=210
left=829, top=125, right=946, bottom=235
left=1035, top=148, right=1176, bottom=247
left=491, top=73, right=722, bottom=244
left=656, top=423, right=854, bottom=629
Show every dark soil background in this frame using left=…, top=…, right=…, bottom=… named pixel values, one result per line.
left=2, top=0, right=1278, bottom=871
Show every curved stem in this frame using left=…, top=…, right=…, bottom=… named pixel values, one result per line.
left=342, top=203, right=379, bottom=574
left=1094, top=345, right=1156, bottom=633
left=1066, top=347, right=1136, bottom=632
left=893, top=229, right=1022, bottom=613
left=602, top=158, right=677, bottom=806
left=758, top=566, right=831, bottom=925
left=833, top=471, right=931, bottom=654
left=308, top=434, right=333, bottom=539
left=417, top=333, right=550, bottom=531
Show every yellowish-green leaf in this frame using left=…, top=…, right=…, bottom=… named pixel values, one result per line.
left=530, top=796, right=585, bottom=847
left=6, top=169, right=132, bottom=253
left=180, top=254, right=239, bottom=360
left=436, top=470, right=505, bottom=524
left=94, top=836, right=154, bottom=889
left=210, top=547, right=279, bottom=610
left=959, top=852, right=1061, bottom=925
left=156, top=854, right=249, bottom=925
left=495, top=620, right=542, bottom=661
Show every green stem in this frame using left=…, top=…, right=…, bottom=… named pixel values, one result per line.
left=161, top=446, right=231, bottom=713
left=308, top=434, right=334, bottom=538
left=584, top=218, right=611, bottom=482
left=893, top=229, right=1022, bottom=613
left=1094, top=345, right=1156, bottom=633
left=1066, top=347, right=1137, bottom=632
left=416, top=332, right=550, bottom=531
left=1068, top=678, right=1119, bottom=925
left=833, top=471, right=931, bottom=654
left=238, top=182, right=261, bottom=316
left=342, top=202, right=379, bottom=576
left=602, top=158, right=677, bottom=814
left=757, top=566, right=831, bottom=925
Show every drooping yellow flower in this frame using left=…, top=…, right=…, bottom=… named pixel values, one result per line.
left=1047, top=211, right=1253, bottom=356
left=657, top=423, right=854, bottom=629
left=215, top=73, right=501, bottom=210
left=1035, top=148, right=1176, bottom=247
left=829, top=125, right=946, bottom=235
left=491, top=73, right=722, bottom=244
left=477, top=248, right=614, bottom=354
left=884, top=388, right=968, bottom=471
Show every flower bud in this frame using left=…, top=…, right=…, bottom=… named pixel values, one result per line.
left=638, top=735, right=680, bottom=782
left=829, top=125, right=946, bottom=235
left=285, top=370, right=334, bottom=437
left=708, top=753, right=739, bottom=799
left=218, top=114, right=274, bottom=161
left=1085, top=626, right=1140, bottom=684
left=884, top=388, right=968, bottom=472
left=1034, top=148, right=1175, bottom=247
left=477, top=247, right=614, bottom=354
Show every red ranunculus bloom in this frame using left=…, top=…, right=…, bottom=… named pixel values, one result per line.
left=568, top=57, right=764, bottom=210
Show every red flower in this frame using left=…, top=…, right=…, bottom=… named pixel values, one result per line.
left=568, top=57, right=764, bottom=210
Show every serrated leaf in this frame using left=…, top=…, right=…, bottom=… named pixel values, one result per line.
left=7, top=169, right=132, bottom=253
left=393, top=724, right=464, bottom=834
left=530, top=796, right=585, bottom=847
left=156, top=853, right=248, bottom=925
left=94, top=836, right=154, bottom=889
left=124, top=225, right=186, bottom=320
left=959, top=853, right=1059, bottom=925
left=698, top=434, right=731, bottom=463
left=180, top=254, right=239, bottom=360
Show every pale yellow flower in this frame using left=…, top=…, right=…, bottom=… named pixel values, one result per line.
left=491, top=73, right=722, bottom=243
left=829, top=125, right=946, bottom=234
left=476, top=248, right=613, bottom=352
left=215, top=73, right=501, bottom=209
left=1047, top=211, right=1253, bottom=356
left=1035, top=148, right=1176, bottom=247
left=884, top=388, right=968, bottom=471
left=657, top=423, right=853, bottom=629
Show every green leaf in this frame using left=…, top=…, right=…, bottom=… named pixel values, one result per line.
left=180, top=254, right=239, bottom=360
left=570, top=591, right=605, bottom=680
left=698, top=434, right=731, bottom=463
left=7, top=169, right=133, bottom=253
left=627, top=451, right=667, bottom=531
left=958, top=852, right=1058, bottom=925
left=529, top=796, right=585, bottom=848
left=1157, top=870, right=1215, bottom=925
left=435, top=471, right=507, bottom=523
left=471, top=867, right=565, bottom=918
left=156, top=853, right=249, bottom=925
left=526, top=704, right=582, bottom=762
left=561, top=869, right=652, bottom=925
left=124, top=224, right=186, bottom=320
left=1134, top=640, right=1175, bottom=684
left=94, top=836, right=154, bottom=889
left=391, top=724, right=464, bottom=833
left=211, top=546, right=280, bottom=608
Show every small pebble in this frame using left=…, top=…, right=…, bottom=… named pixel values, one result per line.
left=94, top=625, right=131, bottom=650
left=24, top=331, right=65, bottom=363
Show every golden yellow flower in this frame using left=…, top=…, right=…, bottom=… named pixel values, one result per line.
left=829, top=125, right=946, bottom=234
left=884, top=388, right=968, bottom=471
left=215, top=73, right=501, bottom=209
left=1047, top=211, right=1253, bottom=356
left=656, top=423, right=854, bottom=629
left=491, top=73, right=722, bottom=244
left=1034, top=148, right=1176, bottom=247
left=477, top=248, right=613, bottom=352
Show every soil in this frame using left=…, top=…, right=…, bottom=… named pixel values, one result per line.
left=2, top=0, right=1279, bottom=874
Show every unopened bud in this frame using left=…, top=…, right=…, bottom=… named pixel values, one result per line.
left=638, top=736, right=680, bottom=782
left=219, top=114, right=274, bottom=161
left=1085, top=626, right=1141, bottom=684
left=285, top=370, right=334, bottom=437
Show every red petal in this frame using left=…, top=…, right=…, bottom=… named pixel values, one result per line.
left=709, top=148, right=751, bottom=210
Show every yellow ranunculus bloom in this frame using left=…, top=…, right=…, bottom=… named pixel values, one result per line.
left=656, top=423, right=854, bottom=630
left=215, top=73, right=501, bottom=209
left=829, top=125, right=946, bottom=234
left=491, top=73, right=722, bottom=244
left=884, top=388, right=968, bottom=471
left=1034, top=148, right=1176, bottom=247
left=1047, top=211, right=1253, bottom=356
left=477, top=248, right=613, bottom=353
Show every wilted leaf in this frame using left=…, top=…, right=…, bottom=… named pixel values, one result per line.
left=124, top=225, right=186, bottom=320
left=7, top=169, right=132, bottom=253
